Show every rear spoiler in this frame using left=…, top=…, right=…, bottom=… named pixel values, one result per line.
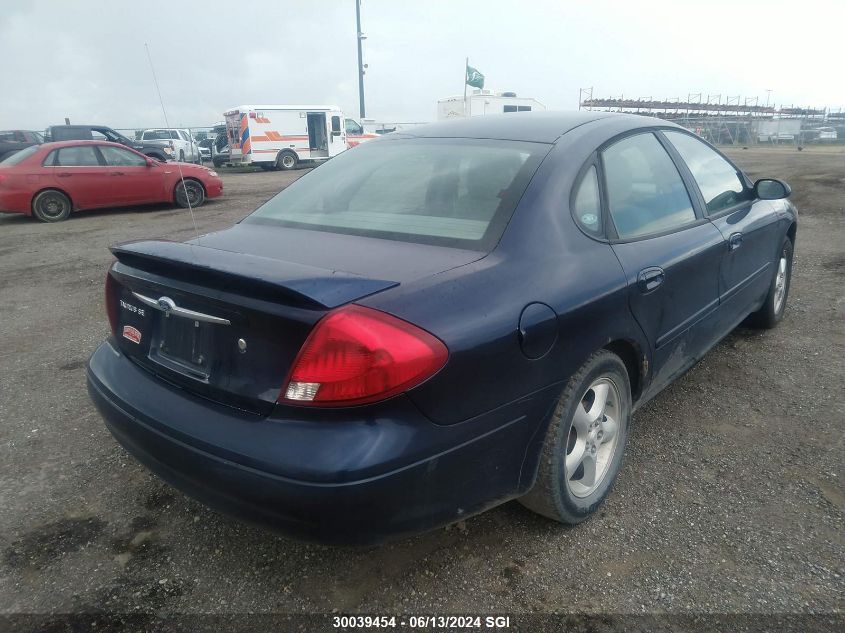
left=110, top=240, right=398, bottom=309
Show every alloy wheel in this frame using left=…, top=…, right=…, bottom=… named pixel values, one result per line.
left=565, top=377, right=622, bottom=498
left=773, top=254, right=788, bottom=314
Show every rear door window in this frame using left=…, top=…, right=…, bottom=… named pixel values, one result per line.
left=602, top=133, right=697, bottom=239
left=55, top=146, right=102, bottom=166
left=663, top=130, right=751, bottom=214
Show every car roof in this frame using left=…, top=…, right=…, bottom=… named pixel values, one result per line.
left=392, top=111, right=681, bottom=144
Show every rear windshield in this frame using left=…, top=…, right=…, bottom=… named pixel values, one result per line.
left=143, top=130, right=179, bottom=140
left=0, top=145, right=39, bottom=165
left=244, top=138, right=549, bottom=250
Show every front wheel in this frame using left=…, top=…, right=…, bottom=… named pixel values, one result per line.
left=748, top=237, right=793, bottom=329
left=32, top=189, right=72, bottom=222
left=174, top=179, right=206, bottom=209
left=519, top=350, right=631, bottom=524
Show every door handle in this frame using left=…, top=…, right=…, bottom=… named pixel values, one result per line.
left=729, top=232, right=743, bottom=251
left=637, top=267, right=665, bottom=294
left=57, top=172, right=72, bottom=178
left=110, top=172, right=125, bottom=176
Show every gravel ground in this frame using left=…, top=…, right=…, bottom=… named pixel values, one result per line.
left=0, top=148, right=842, bottom=630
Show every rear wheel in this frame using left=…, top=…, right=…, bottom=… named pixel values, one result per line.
left=32, top=189, right=72, bottom=222
left=276, top=151, right=298, bottom=171
left=519, top=350, right=631, bottom=524
left=174, top=179, right=206, bottom=208
left=748, top=237, right=793, bottom=329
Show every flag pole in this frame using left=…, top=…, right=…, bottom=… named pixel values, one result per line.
left=463, top=57, right=468, bottom=116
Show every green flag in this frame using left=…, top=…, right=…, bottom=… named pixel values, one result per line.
left=466, top=65, right=485, bottom=89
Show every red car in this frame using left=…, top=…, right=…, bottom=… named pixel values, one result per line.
left=0, top=140, right=223, bottom=222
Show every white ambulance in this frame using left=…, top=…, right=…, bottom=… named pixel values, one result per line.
left=224, top=104, right=371, bottom=170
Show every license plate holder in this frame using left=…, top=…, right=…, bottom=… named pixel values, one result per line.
left=150, top=313, right=213, bottom=380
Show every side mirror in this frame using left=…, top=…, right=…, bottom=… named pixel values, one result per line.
left=145, top=158, right=156, bottom=167
left=754, top=178, right=791, bottom=200
left=331, top=130, right=342, bottom=137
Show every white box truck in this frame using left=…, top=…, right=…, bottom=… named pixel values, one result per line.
left=225, top=105, right=372, bottom=170
left=437, top=90, right=546, bottom=120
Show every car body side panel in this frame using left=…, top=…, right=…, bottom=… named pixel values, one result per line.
left=49, top=165, right=113, bottom=209
left=708, top=200, right=784, bottom=320
left=610, top=223, right=725, bottom=398
left=105, top=163, right=168, bottom=204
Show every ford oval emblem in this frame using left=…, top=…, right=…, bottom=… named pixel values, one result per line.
left=157, top=296, right=176, bottom=313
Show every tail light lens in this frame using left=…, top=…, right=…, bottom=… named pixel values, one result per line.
left=105, top=270, right=119, bottom=337
left=282, top=305, right=448, bottom=407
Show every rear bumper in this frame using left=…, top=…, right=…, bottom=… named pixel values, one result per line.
left=0, top=189, right=31, bottom=215
left=87, top=341, right=550, bottom=544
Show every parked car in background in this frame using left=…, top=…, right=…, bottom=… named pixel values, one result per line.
left=0, top=130, right=44, bottom=162
left=46, top=125, right=170, bottom=162
left=198, top=138, right=214, bottom=162
left=212, top=144, right=230, bottom=168
left=344, top=118, right=379, bottom=147
left=86, top=112, right=796, bottom=544
left=0, top=140, right=222, bottom=222
left=141, top=128, right=201, bottom=163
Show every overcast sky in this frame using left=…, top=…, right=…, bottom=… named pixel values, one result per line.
left=1, top=0, right=842, bottom=130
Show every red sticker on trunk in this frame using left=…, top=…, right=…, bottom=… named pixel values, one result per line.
left=122, top=325, right=142, bottom=344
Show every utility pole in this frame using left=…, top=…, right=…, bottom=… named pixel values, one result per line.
left=355, top=0, right=366, bottom=119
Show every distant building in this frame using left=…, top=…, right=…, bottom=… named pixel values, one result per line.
left=437, top=90, right=546, bottom=120
left=756, top=119, right=802, bottom=143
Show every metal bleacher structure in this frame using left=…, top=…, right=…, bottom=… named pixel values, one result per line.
left=578, top=87, right=833, bottom=146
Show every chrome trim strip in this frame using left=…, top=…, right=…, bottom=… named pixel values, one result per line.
left=131, top=291, right=231, bottom=325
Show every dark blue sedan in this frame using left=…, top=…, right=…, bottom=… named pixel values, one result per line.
left=87, top=112, right=796, bottom=543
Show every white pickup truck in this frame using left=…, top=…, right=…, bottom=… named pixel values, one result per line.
left=140, top=129, right=201, bottom=163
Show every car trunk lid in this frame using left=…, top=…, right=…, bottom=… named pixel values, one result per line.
left=106, top=230, right=483, bottom=415
left=107, top=239, right=400, bottom=415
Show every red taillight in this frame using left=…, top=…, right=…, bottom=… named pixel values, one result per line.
left=105, top=270, right=119, bottom=337
left=281, top=305, right=448, bottom=407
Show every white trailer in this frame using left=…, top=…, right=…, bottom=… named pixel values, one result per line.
left=224, top=105, right=351, bottom=170
left=437, top=90, right=546, bottom=120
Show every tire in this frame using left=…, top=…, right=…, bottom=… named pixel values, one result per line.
left=276, top=151, right=298, bottom=171
left=519, top=350, right=631, bottom=524
left=747, top=237, right=793, bottom=329
left=174, top=179, right=206, bottom=209
left=32, top=189, right=72, bottom=222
